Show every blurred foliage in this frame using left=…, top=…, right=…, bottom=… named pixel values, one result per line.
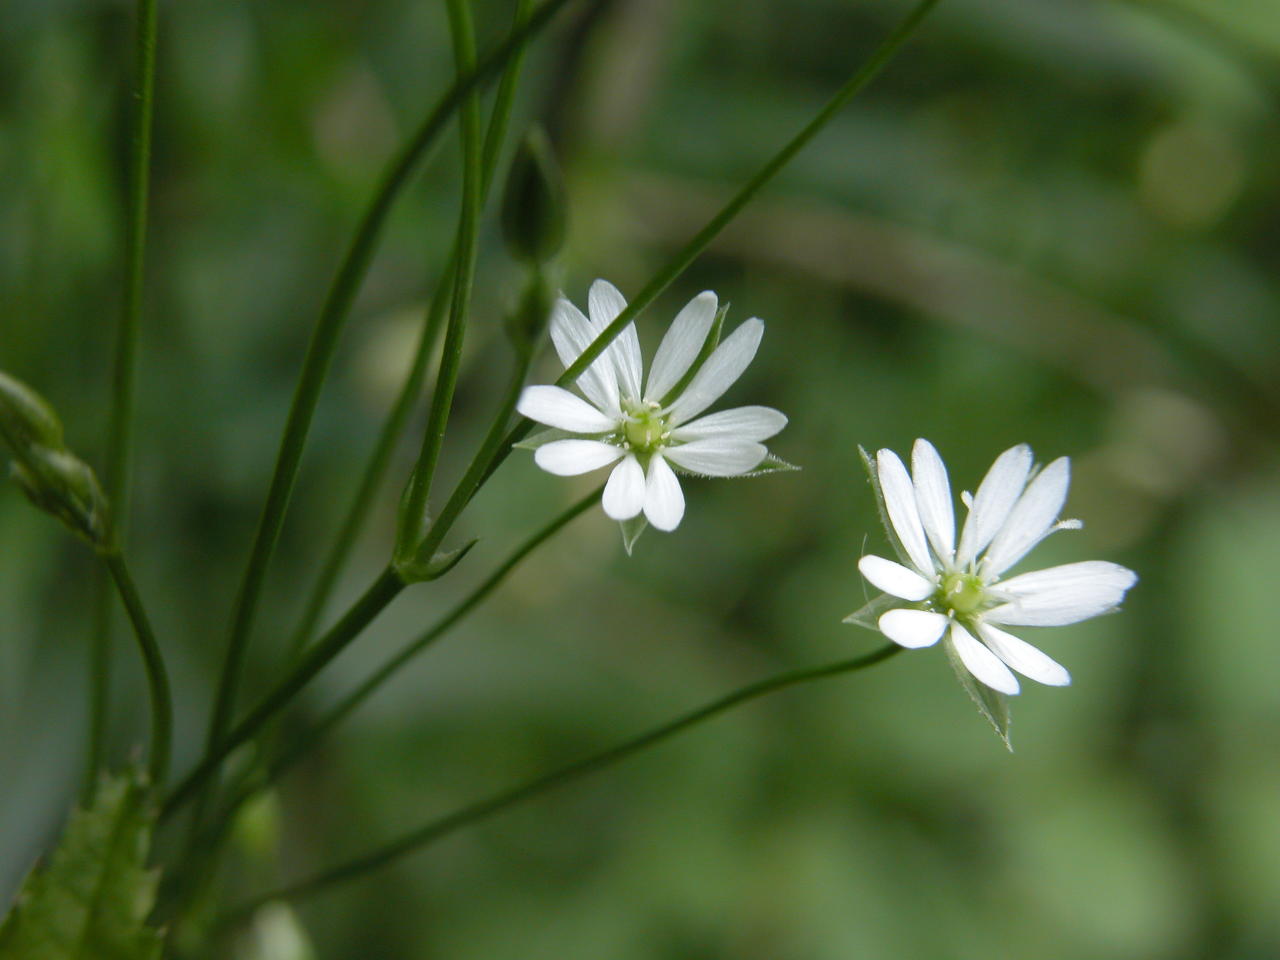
left=2, top=0, right=1279, bottom=957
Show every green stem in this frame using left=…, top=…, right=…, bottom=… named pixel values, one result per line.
left=286, top=0, right=534, bottom=657
left=395, top=0, right=485, bottom=562
left=103, top=553, right=171, bottom=788
left=197, top=0, right=580, bottom=824
left=220, top=643, right=901, bottom=920
left=85, top=0, right=160, bottom=797
left=560, top=0, right=938, bottom=386
left=474, top=0, right=942, bottom=493
left=205, top=487, right=598, bottom=843
left=277, top=488, right=593, bottom=789
left=163, top=567, right=405, bottom=821
left=284, top=280, right=451, bottom=658
left=411, top=346, right=533, bottom=565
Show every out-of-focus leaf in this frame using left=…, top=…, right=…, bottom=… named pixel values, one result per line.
left=0, top=770, right=163, bottom=960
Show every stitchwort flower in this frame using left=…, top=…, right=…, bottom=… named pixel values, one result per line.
left=854, top=439, right=1137, bottom=696
left=516, top=280, right=788, bottom=535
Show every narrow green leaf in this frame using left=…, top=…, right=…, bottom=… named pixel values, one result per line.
left=858, top=444, right=914, bottom=569
left=943, top=639, right=1013, bottom=751
left=0, top=770, right=163, bottom=960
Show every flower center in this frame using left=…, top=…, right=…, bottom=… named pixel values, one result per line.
left=621, top=403, right=669, bottom=455
left=938, top=572, right=987, bottom=616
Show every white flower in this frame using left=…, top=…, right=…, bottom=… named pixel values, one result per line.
left=857, top=439, right=1137, bottom=695
left=516, top=279, right=787, bottom=533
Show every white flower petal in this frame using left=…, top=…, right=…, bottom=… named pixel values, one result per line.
left=986, top=560, right=1138, bottom=626
left=549, top=298, right=621, bottom=415
left=670, top=406, right=787, bottom=443
left=645, top=291, right=718, bottom=402
left=643, top=454, right=685, bottom=531
left=955, top=444, right=1032, bottom=568
left=533, top=439, right=624, bottom=476
left=982, top=457, right=1071, bottom=576
left=877, top=609, right=948, bottom=649
left=948, top=622, right=1020, bottom=695
left=602, top=455, right=646, bottom=520
left=858, top=555, right=934, bottom=601
left=588, top=279, right=644, bottom=403
left=912, top=438, right=955, bottom=561
left=517, top=385, right=618, bottom=433
left=666, top=318, right=763, bottom=426
left=876, top=448, right=934, bottom=576
left=977, top=622, right=1070, bottom=687
left=663, top=438, right=766, bottom=476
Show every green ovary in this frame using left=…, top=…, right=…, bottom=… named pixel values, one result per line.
left=622, top=409, right=668, bottom=454
left=939, top=572, right=986, bottom=616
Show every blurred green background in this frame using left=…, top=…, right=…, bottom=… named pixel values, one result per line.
left=2, top=0, right=1279, bottom=957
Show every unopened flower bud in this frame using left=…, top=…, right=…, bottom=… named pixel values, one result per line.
left=10, top=445, right=111, bottom=547
left=0, top=370, right=64, bottom=451
left=0, top=370, right=112, bottom=549
left=500, top=127, right=567, bottom=265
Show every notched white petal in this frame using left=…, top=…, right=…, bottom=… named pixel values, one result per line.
left=878, top=608, right=948, bottom=649
left=982, top=457, right=1071, bottom=575
left=955, top=444, right=1032, bottom=568
left=876, top=448, right=934, bottom=576
left=670, top=406, right=787, bottom=443
left=602, top=455, right=646, bottom=520
left=643, top=455, right=685, bottom=531
left=858, top=555, right=934, bottom=601
left=549, top=298, right=621, bottom=415
left=664, top=438, right=767, bottom=476
left=987, top=560, right=1137, bottom=626
left=533, top=439, right=623, bottom=476
left=646, top=290, right=717, bottom=402
left=912, top=438, right=955, bottom=561
left=949, top=622, right=1020, bottom=695
left=588, top=279, right=643, bottom=402
left=517, top=385, right=617, bottom=433
left=666, top=318, right=763, bottom=426
left=977, top=622, right=1070, bottom=686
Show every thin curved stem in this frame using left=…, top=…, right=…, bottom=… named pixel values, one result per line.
left=396, top=0, right=485, bottom=561
left=279, top=489, right=593, bottom=791
left=467, top=0, right=944, bottom=513
left=219, top=643, right=901, bottom=921
left=284, top=281, right=451, bottom=658
left=204, top=487, right=598, bottom=846
left=103, top=553, right=171, bottom=788
left=85, top=0, right=160, bottom=798
left=163, top=567, right=405, bottom=821
left=286, top=0, right=535, bottom=658
left=197, top=0, right=580, bottom=826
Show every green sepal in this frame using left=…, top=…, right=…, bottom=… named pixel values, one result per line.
left=668, top=452, right=800, bottom=481
left=841, top=591, right=904, bottom=631
left=943, top=636, right=1014, bottom=751
left=397, top=538, right=479, bottom=584
left=513, top=427, right=578, bottom=451
left=0, top=769, right=164, bottom=960
left=619, top=515, right=647, bottom=555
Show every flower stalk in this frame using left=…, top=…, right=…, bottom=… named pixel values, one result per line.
left=218, top=643, right=902, bottom=923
